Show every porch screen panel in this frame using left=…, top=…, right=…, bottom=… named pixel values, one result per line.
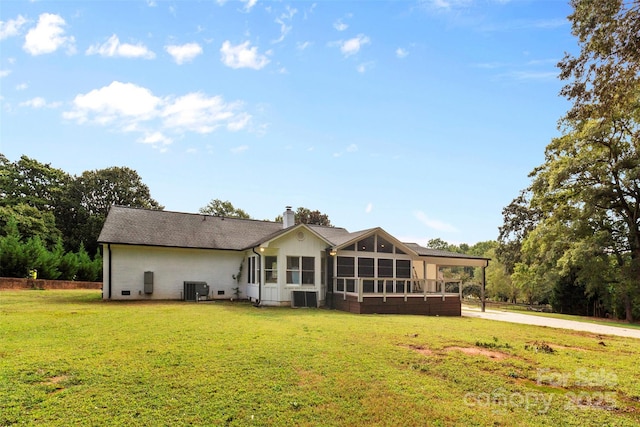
left=378, top=258, right=393, bottom=293
left=396, top=260, right=411, bottom=278
left=358, top=258, right=374, bottom=277
left=378, top=259, right=393, bottom=277
left=337, top=257, right=354, bottom=277
left=358, top=258, right=374, bottom=292
left=396, top=260, right=411, bottom=294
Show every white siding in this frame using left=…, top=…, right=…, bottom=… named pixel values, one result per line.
left=103, top=244, right=244, bottom=300
left=267, top=229, right=328, bottom=306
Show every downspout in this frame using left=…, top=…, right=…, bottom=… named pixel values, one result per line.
left=252, top=247, right=262, bottom=306
left=107, top=244, right=112, bottom=300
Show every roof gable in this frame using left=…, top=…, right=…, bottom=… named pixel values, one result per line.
left=331, top=227, right=418, bottom=256
left=255, top=223, right=338, bottom=248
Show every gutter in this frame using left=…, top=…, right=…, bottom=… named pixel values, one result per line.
left=252, top=247, right=262, bottom=306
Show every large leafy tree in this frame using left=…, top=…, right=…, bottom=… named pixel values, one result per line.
left=294, top=207, right=332, bottom=226
left=199, top=199, right=251, bottom=218
left=0, top=204, right=61, bottom=248
left=59, top=167, right=163, bottom=254
left=0, top=154, right=70, bottom=212
left=508, top=0, right=640, bottom=320
left=274, top=207, right=332, bottom=226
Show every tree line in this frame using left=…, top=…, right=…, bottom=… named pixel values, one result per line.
left=0, top=154, right=333, bottom=281
left=423, top=1, right=639, bottom=322
left=0, top=154, right=162, bottom=280
left=494, top=0, right=640, bottom=321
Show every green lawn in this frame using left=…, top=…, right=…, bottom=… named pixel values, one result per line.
left=1, top=290, right=639, bottom=426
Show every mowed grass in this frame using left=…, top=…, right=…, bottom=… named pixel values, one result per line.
left=1, top=291, right=640, bottom=426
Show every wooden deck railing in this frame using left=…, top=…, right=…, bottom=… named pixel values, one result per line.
left=332, top=277, right=461, bottom=302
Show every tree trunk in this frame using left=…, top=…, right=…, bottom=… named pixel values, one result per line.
left=625, top=292, right=633, bottom=323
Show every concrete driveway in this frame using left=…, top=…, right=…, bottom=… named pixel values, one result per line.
left=462, top=306, right=640, bottom=339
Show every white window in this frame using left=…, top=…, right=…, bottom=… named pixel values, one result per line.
left=247, top=256, right=259, bottom=284
left=287, top=256, right=314, bottom=285
left=265, top=256, right=277, bottom=284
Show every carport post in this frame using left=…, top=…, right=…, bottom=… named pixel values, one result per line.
left=481, top=266, right=486, bottom=312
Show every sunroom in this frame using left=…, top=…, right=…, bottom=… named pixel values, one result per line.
left=327, top=229, right=489, bottom=316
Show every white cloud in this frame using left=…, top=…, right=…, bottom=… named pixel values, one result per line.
left=357, top=62, right=374, bottom=73
left=297, top=41, right=311, bottom=51
left=138, top=131, right=172, bottom=151
left=24, top=13, right=76, bottom=55
left=64, top=81, right=161, bottom=124
left=414, top=211, right=459, bottom=233
left=427, top=0, right=453, bottom=9
left=162, top=93, right=233, bottom=133
left=86, top=34, right=155, bottom=59
left=20, top=97, right=46, bottom=108
left=241, top=0, right=258, bottom=12
left=162, top=92, right=247, bottom=134
left=16, top=83, right=28, bottom=90
left=273, top=6, right=297, bottom=43
left=396, top=47, right=409, bottom=58
left=220, top=40, right=269, bottom=69
left=227, top=113, right=251, bottom=131
left=165, top=42, right=203, bottom=64
left=0, top=15, right=27, bottom=40
left=231, top=145, right=249, bottom=154
left=503, top=70, right=558, bottom=81
left=334, top=19, right=348, bottom=32
left=64, top=81, right=253, bottom=151
left=421, top=0, right=474, bottom=10
left=365, top=203, right=373, bottom=214
left=334, top=143, right=358, bottom=157
left=0, top=70, right=11, bottom=78
left=20, top=97, right=60, bottom=109
left=139, top=131, right=171, bottom=144
left=338, top=34, right=370, bottom=57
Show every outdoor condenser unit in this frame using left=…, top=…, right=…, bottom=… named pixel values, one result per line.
left=291, top=291, right=318, bottom=308
left=183, top=281, right=209, bottom=301
left=144, top=271, right=154, bottom=294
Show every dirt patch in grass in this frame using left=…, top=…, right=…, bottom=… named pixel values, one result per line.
left=445, top=346, right=508, bottom=360
left=403, top=344, right=508, bottom=359
left=403, top=344, right=434, bottom=356
left=41, top=375, right=68, bottom=386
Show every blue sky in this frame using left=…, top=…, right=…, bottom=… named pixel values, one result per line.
left=1, top=0, right=576, bottom=246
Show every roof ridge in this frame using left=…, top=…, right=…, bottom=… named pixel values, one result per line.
left=110, top=205, right=280, bottom=225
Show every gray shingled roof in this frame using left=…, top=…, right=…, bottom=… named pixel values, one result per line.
left=98, top=206, right=489, bottom=262
left=404, top=243, right=490, bottom=260
left=309, top=225, right=373, bottom=247
left=98, top=206, right=285, bottom=250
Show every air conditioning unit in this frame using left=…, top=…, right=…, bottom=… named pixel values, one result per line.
left=183, top=281, right=209, bottom=301
left=291, top=291, right=318, bottom=308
